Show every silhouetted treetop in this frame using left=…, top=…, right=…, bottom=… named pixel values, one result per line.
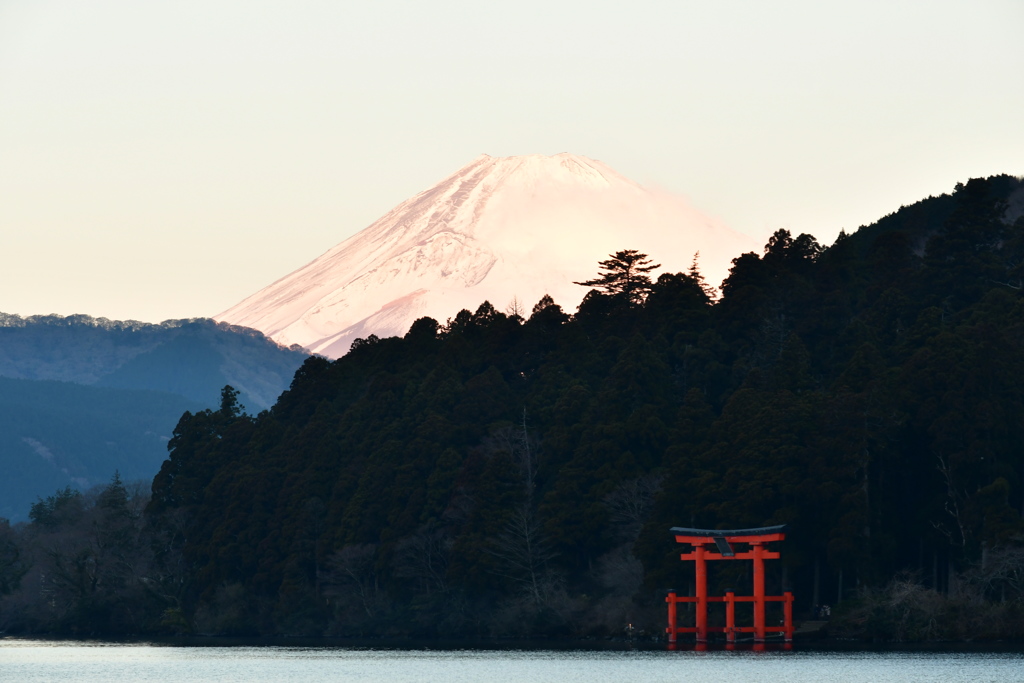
left=574, top=249, right=661, bottom=305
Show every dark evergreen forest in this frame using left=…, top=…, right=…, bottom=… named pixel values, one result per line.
left=3, top=175, right=1024, bottom=641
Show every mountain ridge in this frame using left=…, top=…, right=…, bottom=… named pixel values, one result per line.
left=0, top=313, right=306, bottom=408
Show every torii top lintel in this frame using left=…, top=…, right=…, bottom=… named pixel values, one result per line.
left=671, top=524, right=788, bottom=546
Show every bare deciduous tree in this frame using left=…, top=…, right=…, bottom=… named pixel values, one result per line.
left=593, top=544, right=644, bottom=597
left=321, top=544, right=386, bottom=619
left=603, top=474, right=663, bottom=542
left=393, top=526, right=453, bottom=596
left=505, top=296, right=524, bottom=319
left=487, top=504, right=557, bottom=607
left=484, top=410, right=537, bottom=501
left=962, top=543, right=1024, bottom=601
left=933, top=454, right=969, bottom=549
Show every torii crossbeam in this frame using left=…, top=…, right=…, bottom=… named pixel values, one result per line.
left=666, top=525, right=793, bottom=644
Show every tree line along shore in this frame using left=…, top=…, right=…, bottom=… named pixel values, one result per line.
left=2, top=175, right=1024, bottom=642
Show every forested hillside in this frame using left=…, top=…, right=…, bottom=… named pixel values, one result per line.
left=3, top=175, right=1024, bottom=640
left=0, top=316, right=307, bottom=521
left=0, top=378, right=201, bottom=520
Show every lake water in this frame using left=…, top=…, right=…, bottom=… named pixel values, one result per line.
left=1, top=640, right=1023, bottom=683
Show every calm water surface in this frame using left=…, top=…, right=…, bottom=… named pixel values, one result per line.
left=1, top=640, right=1023, bottom=683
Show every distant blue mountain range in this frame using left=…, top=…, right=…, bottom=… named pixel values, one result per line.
left=0, top=314, right=308, bottom=520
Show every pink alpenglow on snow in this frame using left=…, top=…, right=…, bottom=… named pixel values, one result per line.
left=216, top=153, right=755, bottom=358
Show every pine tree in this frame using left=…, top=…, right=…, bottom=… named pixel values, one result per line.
left=574, top=249, right=661, bottom=305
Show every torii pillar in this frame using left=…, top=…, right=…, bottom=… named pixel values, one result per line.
left=666, top=525, right=793, bottom=644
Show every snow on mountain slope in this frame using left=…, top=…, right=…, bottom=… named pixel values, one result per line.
left=216, top=153, right=756, bottom=358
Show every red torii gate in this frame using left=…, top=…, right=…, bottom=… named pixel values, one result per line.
left=666, top=525, right=793, bottom=644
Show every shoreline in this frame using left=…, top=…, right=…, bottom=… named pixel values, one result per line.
left=3, top=634, right=1024, bottom=652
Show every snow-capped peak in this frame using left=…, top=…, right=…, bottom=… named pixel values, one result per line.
left=216, top=154, right=755, bottom=358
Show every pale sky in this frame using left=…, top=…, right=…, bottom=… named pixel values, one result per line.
left=1, top=0, right=1021, bottom=323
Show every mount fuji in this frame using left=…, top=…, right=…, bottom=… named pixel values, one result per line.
left=216, top=153, right=756, bottom=358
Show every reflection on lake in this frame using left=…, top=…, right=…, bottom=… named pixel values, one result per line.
left=1, top=640, right=1022, bottom=683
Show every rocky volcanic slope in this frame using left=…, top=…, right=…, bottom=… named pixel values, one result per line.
left=217, top=153, right=754, bottom=358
